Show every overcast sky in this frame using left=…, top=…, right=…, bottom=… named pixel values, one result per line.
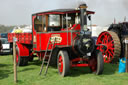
left=0, top=0, right=128, bottom=26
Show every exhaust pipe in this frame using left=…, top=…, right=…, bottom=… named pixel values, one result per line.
left=79, top=4, right=88, bottom=32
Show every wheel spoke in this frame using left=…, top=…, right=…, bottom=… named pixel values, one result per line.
left=109, top=49, right=113, bottom=55
left=106, top=35, right=110, bottom=44
left=108, top=40, right=114, bottom=44
left=98, top=39, right=102, bottom=43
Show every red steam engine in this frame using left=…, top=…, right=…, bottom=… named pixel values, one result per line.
left=8, top=4, right=104, bottom=77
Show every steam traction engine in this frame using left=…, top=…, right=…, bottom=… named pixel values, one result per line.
left=8, top=4, right=104, bottom=77
left=96, top=22, right=128, bottom=63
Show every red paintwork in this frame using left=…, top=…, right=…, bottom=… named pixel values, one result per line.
left=96, top=32, right=114, bottom=63
left=58, top=55, right=63, bottom=73
left=8, top=33, right=32, bottom=44
left=16, top=43, right=29, bottom=57
left=70, top=58, right=89, bottom=67
left=71, top=63, right=89, bottom=67
left=8, top=33, right=32, bottom=57
left=32, top=24, right=80, bottom=51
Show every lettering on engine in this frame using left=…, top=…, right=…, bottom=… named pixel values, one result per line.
left=50, top=34, right=62, bottom=43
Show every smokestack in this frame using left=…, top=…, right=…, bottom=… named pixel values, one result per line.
left=79, top=4, right=88, bottom=31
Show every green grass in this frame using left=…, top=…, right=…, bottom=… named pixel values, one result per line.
left=0, top=55, right=128, bottom=85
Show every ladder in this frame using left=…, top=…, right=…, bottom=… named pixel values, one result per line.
left=39, top=37, right=56, bottom=76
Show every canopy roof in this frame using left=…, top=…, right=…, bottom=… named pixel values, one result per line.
left=32, top=9, right=95, bottom=16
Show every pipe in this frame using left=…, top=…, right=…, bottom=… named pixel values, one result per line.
left=79, top=4, right=88, bottom=31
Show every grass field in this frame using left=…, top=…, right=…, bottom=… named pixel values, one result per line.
left=0, top=55, right=128, bottom=85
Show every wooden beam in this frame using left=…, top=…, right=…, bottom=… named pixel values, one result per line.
left=13, top=37, right=17, bottom=83
left=125, top=37, right=128, bottom=72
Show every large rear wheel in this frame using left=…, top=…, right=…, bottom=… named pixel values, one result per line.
left=57, top=50, right=70, bottom=77
left=96, top=31, right=121, bottom=63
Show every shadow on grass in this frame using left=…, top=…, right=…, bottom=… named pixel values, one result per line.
left=37, top=63, right=118, bottom=77
left=17, top=80, right=24, bottom=84
left=0, top=63, right=36, bottom=80
left=0, top=64, right=11, bottom=80
left=18, top=68, right=36, bottom=72
left=103, top=63, right=118, bottom=75
left=68, top=67, right=92, bottom=77
left=70, top=63, right=118, bottom=77
left=0, top=64, right=10, bottom=67
left=49, top=66, right=92, bottom=77
left=0, top=54, right=11, bottom=56
left=26, top=59, right=118, bottom=77
left=28, top=59, right=57, bottom=68
left=28, top=60, right=42, bottom=66
left=68, top=63, right=118, bottom=77
left=0, top=70, right=10, bottom=80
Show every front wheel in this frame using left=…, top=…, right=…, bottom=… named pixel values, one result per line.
left=89, top=51, right=104, bottom=75
left=57, top=50, right=70, bottom=77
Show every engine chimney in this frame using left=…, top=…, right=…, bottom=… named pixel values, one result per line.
left=79, top=4, right=88, bottom=32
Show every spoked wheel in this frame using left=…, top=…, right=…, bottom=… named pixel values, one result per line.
left=89, top=51, right=104, bottom=75
left=57, top=50, right=70, bottom=77
left=16, top=46, right=28, bottom=66
left=96, top=31, right=121, bottom=63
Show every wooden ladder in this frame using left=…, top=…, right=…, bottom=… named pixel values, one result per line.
left=39, top=37, right=56, bottom=76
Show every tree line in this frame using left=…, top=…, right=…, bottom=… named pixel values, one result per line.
left=0, top=25, right=28, bottom=33
left=0, top=25, right=14, bottom=33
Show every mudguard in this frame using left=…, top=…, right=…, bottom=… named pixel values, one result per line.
left=16, top=43, right=29, bottom=57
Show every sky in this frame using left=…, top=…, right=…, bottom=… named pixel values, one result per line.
left=0, top=0, right=128, bottom=26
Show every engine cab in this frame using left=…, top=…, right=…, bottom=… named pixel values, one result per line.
left=32, top=8, right=94, bottom=52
